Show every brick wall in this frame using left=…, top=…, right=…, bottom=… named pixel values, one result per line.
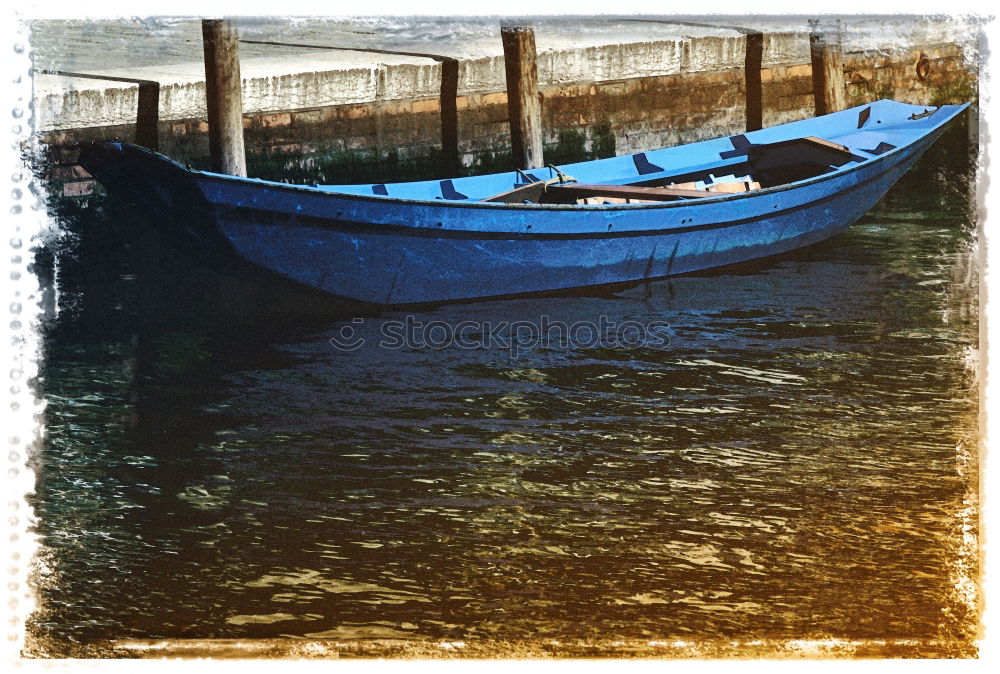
left=844, top=43, right=972, bottom=106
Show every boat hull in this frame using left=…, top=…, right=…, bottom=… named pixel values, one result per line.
left=206, top=135, right=931, bottom=304
left=78, top=100, right=966, bottom=305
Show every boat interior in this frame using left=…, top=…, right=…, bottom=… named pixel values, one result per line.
left=302, top=100, right=958, bottom=206
left=483, top=135, right=866, bottom=205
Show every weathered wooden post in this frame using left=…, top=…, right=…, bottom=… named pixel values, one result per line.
left=500, top=25, right=543, bottom=170
left=439, top=57, right=460, bottom=177
left=135, top=81, right=160, bottom=150
left=202, top=19, right=247, bottom=177
left=744, top=30, right=764, bottom=131
left=809, top=20, right=847, bottom=116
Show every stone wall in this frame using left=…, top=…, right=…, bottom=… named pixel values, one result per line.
left=39, top=32, right=977, bottom=197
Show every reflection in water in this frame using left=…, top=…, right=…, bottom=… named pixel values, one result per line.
left=28, top=140, right=978, bottom=655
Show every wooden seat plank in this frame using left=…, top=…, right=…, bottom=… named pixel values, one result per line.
left=548, top=183, right=715, bottom=201
left=480, top=181, right=548, bottom=203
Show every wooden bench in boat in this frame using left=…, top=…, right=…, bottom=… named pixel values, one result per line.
left=483, top=180, right=762, bottom=205
left=572, top=179, right=762, bottom=204
left=665, top=179, right=761, bottom=194
left=549, top=183, right=717, bottom=201
left=481, top=181, right=716, bottom=204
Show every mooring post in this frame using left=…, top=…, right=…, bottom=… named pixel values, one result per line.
left=809, top=20, right=847, bottom=116
left=500, top=25, right=544, bottom=170
left=135, top=81, right=160, bottom=150
left=439, top=58, right=460, bottom=178
left=202, top=19, right=247, bottom=177
left=744, top=31, right=764, bottom=131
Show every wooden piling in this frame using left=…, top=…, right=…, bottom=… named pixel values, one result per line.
left=135, top=81, right=160, bottom=150
left=202, top=19, right=247, bottom=177
left=500, top=25, right=544, bottom=170
left=439, top=58, right=460, bottom=178
left=809, top=20, right=847, bottom=116
left=744, top=31, right=763, bottom=131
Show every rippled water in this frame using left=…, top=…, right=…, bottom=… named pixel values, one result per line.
left=28, top=137, right=978, bottom=656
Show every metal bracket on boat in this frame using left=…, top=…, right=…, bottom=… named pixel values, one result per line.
left=514, top=168, right=538, bottom=184
left=547, top=164, right=577, bottom=185
left=535, top=164, right=578, bottom=196
left=908, top=107, right=940, bottom=121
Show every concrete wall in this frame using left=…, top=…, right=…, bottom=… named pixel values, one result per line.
left=37, top=29, right=977, bottom=196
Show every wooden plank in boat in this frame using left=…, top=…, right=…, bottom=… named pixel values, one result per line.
left=749, top=136, right=856, bottom=170
left=669, top=180, right=762, bottom=193
left=705, top=180, right=762, bottom=193
left=801, top=136, right=852, bottom=154
left=548, top=183, right=715, bottom=201
left=576, top=196, right=664, bottom=205
left=481, top=181, right=548, bottom=203
left=486, top=178, right=761, bottom=204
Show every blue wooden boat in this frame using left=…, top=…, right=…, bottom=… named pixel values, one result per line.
left=79, top=99, right=968, bottom=305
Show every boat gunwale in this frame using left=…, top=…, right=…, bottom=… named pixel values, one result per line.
left=189, top=102, right=966, bottom=214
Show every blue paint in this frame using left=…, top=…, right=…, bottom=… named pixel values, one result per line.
left=78, top=99, right=968, bottom=305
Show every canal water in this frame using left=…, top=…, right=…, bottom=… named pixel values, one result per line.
left=27, top=127, right=978, bottom=656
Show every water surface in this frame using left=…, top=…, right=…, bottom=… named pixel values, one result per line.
left=28, top=137, right=979, bottom=656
